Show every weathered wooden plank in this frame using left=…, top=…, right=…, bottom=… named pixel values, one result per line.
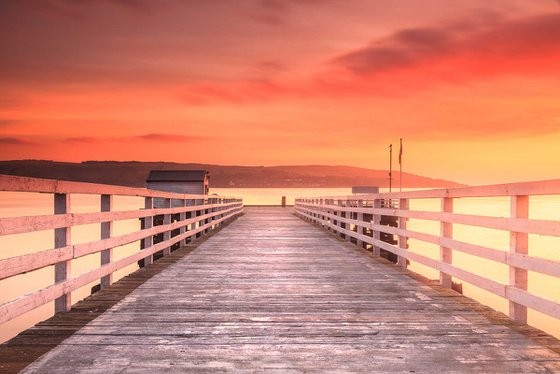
left=507, top=287, right=560, bottom=320
left=0, top=247, right=73, bottom=280
left=0, top=232, right=219, bottom=374
left=507, top=253, right=560, bottom=278
left=9, top=207, right=559, bottom=374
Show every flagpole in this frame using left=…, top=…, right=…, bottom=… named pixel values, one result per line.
left=399, top=138, right=403, bottom=192
left=389, top=144, right=392, bottom=193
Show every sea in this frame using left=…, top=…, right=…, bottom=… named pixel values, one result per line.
left=1, top=188, right=559, bottom=343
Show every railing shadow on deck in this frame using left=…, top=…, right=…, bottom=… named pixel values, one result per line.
left=295, top=179, right=560, bottom=330
left=0, top=174, right=243, bottom=328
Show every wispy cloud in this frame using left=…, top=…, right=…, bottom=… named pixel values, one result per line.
left=178, top=80, right=299, bottom=105
left=10, top=0, right=155, bottom=19
left=135, top=133, right=203, bottom=142
left=1, top=133, right=204, bottom=146
left=66, top=133, right=205, bottom=144
left=332, top=27, right=455, bottom=74
left=256, top=0, right=328, bottom=25
left=0, top=137, right=37, bottom=145
left=332, top=13, right=560, bottom=77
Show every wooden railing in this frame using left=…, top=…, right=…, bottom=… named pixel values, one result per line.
left=295, top=180, right=560, bottom=324
left=0, top=174, right=243, bottom=325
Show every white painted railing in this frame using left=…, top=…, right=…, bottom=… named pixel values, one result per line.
left=0, top=174, right=243, bottom=325
left=295, top=180, right=560, bottom=324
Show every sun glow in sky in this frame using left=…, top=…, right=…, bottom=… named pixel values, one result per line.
left=1, top=0, right=559, bottom=184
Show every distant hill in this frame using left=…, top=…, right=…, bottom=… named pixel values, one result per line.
left=0, top=160, right=464, bottom=188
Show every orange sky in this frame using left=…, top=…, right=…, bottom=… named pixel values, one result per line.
left=1, top=0, right=559, bottom=185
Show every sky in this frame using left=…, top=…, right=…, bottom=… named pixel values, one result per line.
left=0, top=0, right=559, bottom=185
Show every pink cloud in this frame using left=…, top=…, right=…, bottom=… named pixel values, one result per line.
left=332, top=13, right=560, bottom=78
left=177, top=12, right=560, bottom=107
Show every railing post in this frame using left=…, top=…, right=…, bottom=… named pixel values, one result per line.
left=143, top=197, right=154, bottom=266
left=204, top=197, right=210, bottom=234
left=330, top=199, right=334, bottom=231
left=54, top=193, right=71, bottom=313
left=218, top=198, right=223, bottom=222
left=440, top=197, right=453, bottom=288
left=313, top=199, right=317, bottom=223
left=344, top=199, right=350, bottom=241
left=332, top=200, right=338, bottom=232
left=372, top=199, right=381, bottom=256
left=323, top=199, right=331, bottom=231
left=325, top=199, right=333, bottom=231
left=312, top=199, right=316, bottom=223
left=323, top=199, right=327, bottom=227
left=398, top=198, right=409, bottom=269
left=179, top=199, right=187, bottom=247
left=218, top=198, right=222, bottom=223
left=212, top=197, right=217, bottom=229
left=356, top=199, right=364, bottom=248
left=162, top=198, right=171, bottom=256
left=208, top=197, right=213, bottom=230
left=338, top=199, right=346, bottom=239
left=100, top=194, right=113, bottom=289
left=190, top=198, right=199, bottom=242
left=509, top=195, right=529, bottom=323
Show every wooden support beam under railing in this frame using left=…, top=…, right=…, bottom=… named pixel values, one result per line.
left=440, top=197, right=453, bottom=288
left=510, top=195, right=529, bottom=323
left=100, top=194, right=112, bottom=289
left=162, top=198, right=172, bottom=256
left=398, top=198, right=408, bottom=269
left=54, top=193, right=71, bottom=313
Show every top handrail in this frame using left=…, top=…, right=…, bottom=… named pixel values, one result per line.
left=295, top=178, right=560, bottom=200
left=0, top=174, right=239, bottom=199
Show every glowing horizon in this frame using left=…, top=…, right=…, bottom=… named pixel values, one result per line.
left=1, top=0, right=559, bottom=185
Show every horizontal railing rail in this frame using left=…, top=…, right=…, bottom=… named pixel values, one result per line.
left=0, top=174, right=243, bottom=325
left=295, top=179, right=560, bottom=325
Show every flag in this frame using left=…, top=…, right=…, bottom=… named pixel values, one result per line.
left=399, top=138, right=403, bottom=165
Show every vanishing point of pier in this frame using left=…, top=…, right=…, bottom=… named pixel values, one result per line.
left=1, top=174, right=560, bottom=373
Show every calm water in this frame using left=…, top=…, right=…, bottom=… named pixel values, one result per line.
left=1, top=188, right=559, bottom=343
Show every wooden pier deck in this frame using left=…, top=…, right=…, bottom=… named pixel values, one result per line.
left=7, top=207, right=560, bottom=373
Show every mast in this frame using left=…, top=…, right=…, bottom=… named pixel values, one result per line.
left=389, top=144, right=393, bottom=192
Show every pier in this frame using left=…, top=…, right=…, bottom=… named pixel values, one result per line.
left=1, top=175, right=560, bottom=372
